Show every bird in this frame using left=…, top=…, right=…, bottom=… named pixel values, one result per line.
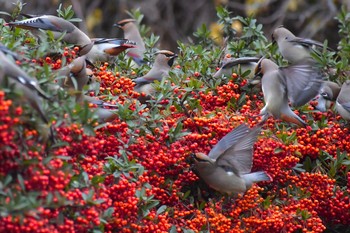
left=313, top=81, right=340, bottom=112
left=83, top=95, right=119, bottom=108
left=213, top=56, right=260, bottom=82
left=0, top=46, right=53, bottom=140
left=86, top=38, right=136, bottom=63
left=192, top=124, right=270, bottom=195
left=55, top=55, right=92, bottom=103
left=133, top=50, right=177, bottom=101
left=5, top=15, right=93, bottom=56
left=336, top=80, right=350, bottom=120
left=92, top=107, right=118, bottom=123
left=254, top=58, right=324, bottom=127
left=114, top=18, right=146, bottom=66
left=272, top=26, right=326, bottom=64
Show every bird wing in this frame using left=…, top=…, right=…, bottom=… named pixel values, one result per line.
left=208, top=124, right=250, bottom=160
left=8, top=16, right=70, bottom=33
left=340, top=102, right=350, bottom=112
left=280, top=63, right=324, bottom=107
left=10, top=74, right=51, bottom=100
left=0, top=43, right=22, bottom=61
left=288, top=37, right=326, bottom=49
left=222, top=57, right=260, bottom=69
left=133, top=76, right=155, bottom=85
left=337, top=92, right=350, bottom=112
left=93, top=38, right=133, bottom=46
left=215, top=126, right=261, bottom=175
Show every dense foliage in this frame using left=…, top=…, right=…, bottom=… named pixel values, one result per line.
left=0, top=3, right=350, bottom=233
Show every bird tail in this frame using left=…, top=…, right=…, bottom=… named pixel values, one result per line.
left=242, top=171, right=272, bottom=188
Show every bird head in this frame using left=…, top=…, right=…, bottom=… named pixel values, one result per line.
left=155, top=50, right=178, bottom=67
left=271, top=26, right=295, bottom=44
left=114, top=18, right=137, bottom=30
left=192, top=152, right=214, bottom=165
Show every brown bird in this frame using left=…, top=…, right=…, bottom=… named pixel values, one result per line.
left=114, top=19, right=146, bottom=66
left=86, top=38, right=136, bottom=63
left=133, top=50, right=177, bottom=101
left=57, top=56, right=89, bottom=100
left=5, top=15, right=93, bottom=55
left=193, top=124, right=270, bottom=195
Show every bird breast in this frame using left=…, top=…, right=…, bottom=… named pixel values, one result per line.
left=195, top=163, right=246, bottom=194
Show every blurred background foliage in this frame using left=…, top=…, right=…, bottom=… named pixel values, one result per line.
left=0, top=0, right=349, bottom=51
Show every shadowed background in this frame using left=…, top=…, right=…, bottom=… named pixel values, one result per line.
left=1, top=0, right=349, bottom=51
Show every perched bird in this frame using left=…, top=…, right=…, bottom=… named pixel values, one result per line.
left=56, top=56, right=90, bottom=102
left=336, top=80, right=350, bottom=120
left=5, top=15, right=93, bottom=55
left=272, top=26, right=325, bottom=64
left=114, top=19, right=146, bottom=66
left=0, top=47, right=52, bottom=139
left=214, top=56, right=260, bottom=81
left=193, top=124, right=270, bottom=195
left=133, top=50, right=177, bottom=101
left=86, top=38, right=136, bottom=63
left=255, top=58, right=324, bottom=127
left=314, top=81, right=340, bottom=112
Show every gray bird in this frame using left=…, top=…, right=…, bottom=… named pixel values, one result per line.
left=213, top=57, right=260, bottom=82
left=193, top=124, right=270, bottom=195
left=6, top=15, right=93, bottom=56
left=114, top=19, right=146, bottom=66
left=133, top=50, right=177, bottom=100
left=86, top=38, right=136, bottom=63
left=57, top=56, right=89, bottom=97
left=255, top=58, right=324, bottom=127
left=272, top=26, right=325, bottom=64
left=0, top=47, right=53, bottom=140
left=336, top=80, right=350, bottom=120
left=314, top=81, right=340, bottom=112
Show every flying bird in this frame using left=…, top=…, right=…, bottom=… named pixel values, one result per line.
left=272, top=26, right=327, bottom=64
left=193, top=124, right=270, bottom=195
left=254, top=58, right=324, bottom=127
left=6, top=15, right=93, bottom=55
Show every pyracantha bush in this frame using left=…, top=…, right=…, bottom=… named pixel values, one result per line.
left=0, top=3, right=350, bottom=233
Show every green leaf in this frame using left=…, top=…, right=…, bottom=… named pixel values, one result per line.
left=156, top=205, right=167, bottom=215
left=17, top=174, right=25, bottom=191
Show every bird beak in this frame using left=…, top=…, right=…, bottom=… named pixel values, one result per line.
left=271, top=34, right=276, bottom=44
left=113, top=23, right=121, bottom=28
left=253, top=56, right=264, bottom=79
